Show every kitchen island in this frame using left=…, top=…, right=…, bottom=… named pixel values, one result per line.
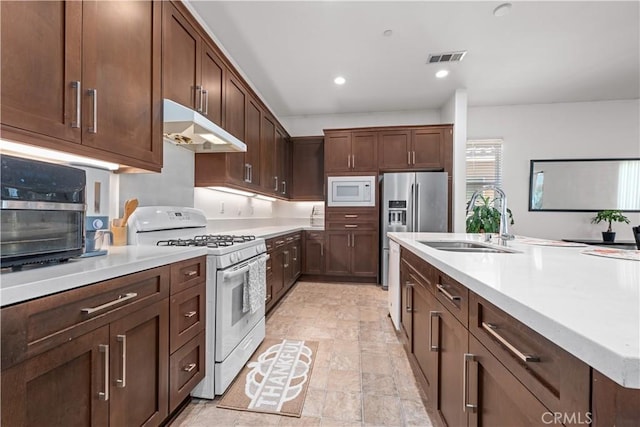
left=389, top=232, right=639, bottom=426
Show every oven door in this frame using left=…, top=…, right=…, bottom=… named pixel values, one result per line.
left=215, top=254, right=266, bottom=362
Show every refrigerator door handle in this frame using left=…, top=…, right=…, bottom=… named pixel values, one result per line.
left=409, top=183, right=415, bottom=232
left=415, top=182, right=420, bottom=230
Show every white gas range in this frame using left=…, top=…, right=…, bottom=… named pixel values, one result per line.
left=128, top=206, right=267, bottom=398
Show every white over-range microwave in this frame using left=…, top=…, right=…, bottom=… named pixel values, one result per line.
left=327, top=175, right=376, bottom=207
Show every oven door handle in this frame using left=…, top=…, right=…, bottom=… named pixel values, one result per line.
left=223, top=265, right=250, bottom=280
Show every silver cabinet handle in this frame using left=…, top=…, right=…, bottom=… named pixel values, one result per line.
left=249, top=164, right=253, bottom=183
left=116, top=335, right=126, bottom=388
left=71, top=81, right=81, bottom=128
left=183, top=363, right=197, bottom=373
left=412, top=151, right=416, bottom=165
left=320, top=243, right=324, bottom=257
left=347, top=155, right=351, bottom=168
left=429, top=311, right=440, bottom=351
left=408, top=151, right=411, bottom=165
left=244, top=164, right=250, bottom=182
left=203, top=89, right=208, bottom=115
left=482, top=322, right=540, bottom=363
left=282, top=181, right=286, bottom=195
left=185, top=270, right=198, bottom=277
left=293, top=246, right=298, bottom=261
left=98, top=344, right=109, bottom=401
left=344, top=224, right=358, bottom=228
left=88, top=88, right=97, bottom=133
left=184, top=311, right=197, bottom=318
left=283, top=250, right=289, bottom=268
left=463, top=353, right=477, bottom=412
left=195, top=85, right=202, bottom=112
left=436, top=284, right=461, bottom=303
left=344, top=214, right=358, bottom=218
left=274, top=176, right=278, bottom=192
left=352, top=155, right=355, bottom=169
left=81, top=292, right=138, bottom=315
left=405, top=282, right=414, bottom=311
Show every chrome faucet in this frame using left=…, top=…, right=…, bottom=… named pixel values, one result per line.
left=467, top=185, right=514, bottom=242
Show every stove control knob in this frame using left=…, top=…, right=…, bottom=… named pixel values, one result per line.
left=231, top=253, right=238, bottom=263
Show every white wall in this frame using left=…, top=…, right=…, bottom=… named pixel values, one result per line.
left=440, top=89, right=468, bottom=232
left=467, top=99, right=640, bottom=240
left=280, top=109, right=441, bottom=137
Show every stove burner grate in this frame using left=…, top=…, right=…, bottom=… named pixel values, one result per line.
left=156, top=234, right=256, bottom=248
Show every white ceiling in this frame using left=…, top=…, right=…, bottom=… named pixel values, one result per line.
left=188, top=1, right=640, bottom=117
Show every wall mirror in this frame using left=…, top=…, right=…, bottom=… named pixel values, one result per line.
left=529, top=158, right=640, bottom=212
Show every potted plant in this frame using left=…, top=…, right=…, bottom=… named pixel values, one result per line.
left=591, top=210, right=630, bottom=242
left=466, top=194, right=514, bottom=233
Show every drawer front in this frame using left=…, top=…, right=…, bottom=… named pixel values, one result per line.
left=326, top=221, right=377, bottom=231
left=469, top=292, right=590, bottom=420
left=169, top=332, right=205, bottom=412
left=326, top=209, right=377, bottom=224
left=400, top=248, right=436, bottom=293
left=170, top=281, right=206, bottom=354
left=435, top=272, right=468, bottom=327
left=2, top=266, right=170, bottom=369
left=306, top=230, right=325, bottom=241
left=170, top=256, right=206, bottom=295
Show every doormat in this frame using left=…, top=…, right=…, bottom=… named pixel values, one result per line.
left=217, top=338, right=318, bottom=417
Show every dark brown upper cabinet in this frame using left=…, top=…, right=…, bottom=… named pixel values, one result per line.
left=379, top=126, right=449, bottom=171
left=324, top=130, right=378, bottom=173
left=1, top=0, right=162, bottom=172
left=291, top=137, right=324, bottom=201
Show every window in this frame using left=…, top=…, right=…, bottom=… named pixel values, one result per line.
left=466, top=139, right=503, bottom=201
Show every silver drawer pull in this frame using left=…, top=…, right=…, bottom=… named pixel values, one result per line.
left=82, top=292, right=138, bottom=315
left=429, top=311, right=440, bottom=351
left=184, top=311, right=197, bottom=318
left=344, top=224, right=358, bottom=228
left=185, top=270, right=198, bottom=277
left=436, top=284, right=461, bottom=303
left=276, top=240, right=285, bottom=245
left=183, top=363, right=197, bottom=373
left=482, top=322, right=540, bottom=363
left=344, top=214, right=358, bottom=218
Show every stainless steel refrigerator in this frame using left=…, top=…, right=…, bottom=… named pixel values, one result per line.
left=381, top=172, right=448, bottom=288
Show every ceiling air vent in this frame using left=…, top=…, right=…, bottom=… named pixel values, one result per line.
left=427, top=51, right=467, bottom=64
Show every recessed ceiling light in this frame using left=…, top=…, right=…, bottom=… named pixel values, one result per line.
left=383, top=29, right=393, bottom=37
left=435, top=69, right=449, bottom=78
left=334, top=76, right=346, bottom=85
left=493, top=3, right=512, bottom=17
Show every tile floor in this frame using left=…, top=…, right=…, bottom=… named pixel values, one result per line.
left=171, top=281, right=434, bottom=427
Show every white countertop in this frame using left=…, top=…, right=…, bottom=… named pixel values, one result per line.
left=388, top=232, right=640, bottom=389
left=0, top=246, right=207, bottom=307
left=223, top=225, right=324, bottom=239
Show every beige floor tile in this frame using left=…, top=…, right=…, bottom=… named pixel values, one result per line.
left=361, top=353, right=392, bottom=375
left=322, top=391, right=362, bottom=422
left=190, top=405, right=239, bottom=426
left=329, top=350, right=361, bottom=371
left=319, top=419, right=362, bottom=427
left=309, top=366, right=330, bottom=390
left=302, top=388, right=326, bottom=417
left=362, top=393, right=402, bottom=426
left=361, top=372, right=397, bottom=396
left=332, top=339, right=360, bottom=354
left=401, top=399, right=432, bottom=427
left=234, top=411, right=281, bottom=426
left=278, top=415, right=322, bottom=426
left=326, top=369, right=361, bottom=392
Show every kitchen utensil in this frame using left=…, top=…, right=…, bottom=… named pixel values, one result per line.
left=122, top=198, right=139, bottom=226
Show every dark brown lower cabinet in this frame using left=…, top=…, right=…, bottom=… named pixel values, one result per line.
left=411, top=281, right=438, bottom=400
left=467, top=335, right=550, bottom=427
left=109, top=300, right=169, bottom=427
left=265, top=232, right=302, bottom=313
left=325, top=230, right=377, bottom=278
left=436, top=298, right=468, bottom=427
left=303, top=231, right=325, bottom=275
left=1, top=325, right=110, bottom=427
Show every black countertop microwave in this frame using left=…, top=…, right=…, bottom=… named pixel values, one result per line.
left=1, top=155, right=86, bottom=269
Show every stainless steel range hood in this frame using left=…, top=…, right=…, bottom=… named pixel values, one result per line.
left=163, top=99, right=246, bottom=153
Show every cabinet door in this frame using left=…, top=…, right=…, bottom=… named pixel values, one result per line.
left=1, top=1, right=82, bottom=143
left=271, top=249, right=285, bottom=297
left=109, top=300, right=169, bottom=427
left=351, top=231, right=378, bottom=277
left=436, top=300, right=468, bottom=427
left=260, top=115, right=276, bottom=193
left=412, top=281, right=439, bottom=401
left=399, top=262, right=413, bottom=351
left=325, top=231, right=350, bottom=275
left=225, top=74, right=246, bottom=141
left=351, top=131, right=378, bottom=172
left=201, top=43, right=225, bottom=126
left=1, top=325, right=109, bottom=427
left=304, top=237, right=325, bottom=275
left=378, top=130, right=411, bottom=170
left=412, top=128, right=444, bottom=169
left=324, top=131, right=352, bottom=173
left=162, top=2, right=200, bottom=110
left=291, top=138, right=324, bottom=200
left=291, top=240, right=302, bottom=279
left=82, top=0, right=162, bottom=165
left=275, top=127, right=287, bottom=196
left=245, top=98, right=262, bottom=186
left=467, top=335, right=551, bottom=427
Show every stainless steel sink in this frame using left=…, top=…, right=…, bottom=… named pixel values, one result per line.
left=418, top=240, right=519, bottom=254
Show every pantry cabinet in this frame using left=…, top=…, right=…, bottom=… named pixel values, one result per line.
left=1, top=0, right=162, bottom=172
left=1, top=256, right=206, bottom=427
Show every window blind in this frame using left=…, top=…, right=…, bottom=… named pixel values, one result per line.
left=466, top=139, right=503, bottom=201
